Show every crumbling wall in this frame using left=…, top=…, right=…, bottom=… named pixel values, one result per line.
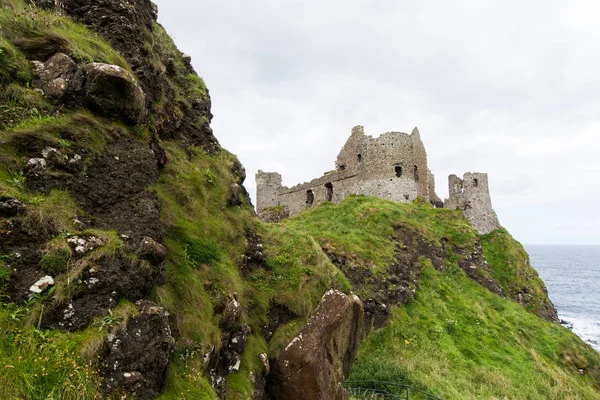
left=409, top=127, right=430, bottom=199
left=445, top=172, right=501, bottom=234
left=257, top=125, right=436, bottom=218
left=255, top=171, right=283, bottom=213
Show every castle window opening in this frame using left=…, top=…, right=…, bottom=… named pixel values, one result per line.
left=473, top=178, right=479, bottom=187
left=395, top=165, right=403, bottom=177
left=413, top=165, right=419, bottom=182
left=357, top=154, right=362, bottom=164
left=325, top=182, right=333, bottom=202
left=306, top=189, right=314, bottom=206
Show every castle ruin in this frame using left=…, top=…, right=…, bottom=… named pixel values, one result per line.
left=256, top=125, right=501, bottom=234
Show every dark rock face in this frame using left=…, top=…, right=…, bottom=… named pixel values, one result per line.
left=0, top=219, right=47, bottom=303
left=71, top=137, right=163, bottom=250
left=267, top=290, right=364, bottom=400
left=100, top=300, right=175, bottom=399
left=240, top=228, right=266, bottom=275
left=516, top=281, right=558, bottom=322
left=60, top=0, right=161, bottom=105
left=262, top=303, right=296, bottom=341
left=42, top=254, right=162, bottom=331
left=227, top=183, right=248, bottom=207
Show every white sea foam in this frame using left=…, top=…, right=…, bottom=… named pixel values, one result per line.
left=559, top=312, right=600, bottom=352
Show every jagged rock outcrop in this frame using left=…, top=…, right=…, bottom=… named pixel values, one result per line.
left=100, top=300, right=175, bottom=399
left=456, top=240, right=505, bottom=296
left=267, top=290, right=364, bottom=400
left=57, top=0, right=218, bottom=149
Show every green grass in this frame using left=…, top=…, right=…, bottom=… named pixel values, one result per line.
left=0, top=0, right=130, bottom=69
left=349, top=262, right=600, bottom=399
left=151, top=143, right=256, bottom=397
left=150, top=22, right=208, bottom=111
left=481, top=228, right=556, bottom=318
left=152, top=143, right=349, bottom=398
left=284, top=195, right=476, bottom=271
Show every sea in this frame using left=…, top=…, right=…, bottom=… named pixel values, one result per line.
left=526, top=245, right=600, bottom=353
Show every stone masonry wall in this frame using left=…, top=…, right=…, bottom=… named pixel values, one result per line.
left=256, top=126, right=434, bottom=216
left=445, top=172, right=501, bottom=234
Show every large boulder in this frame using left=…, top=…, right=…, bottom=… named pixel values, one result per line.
left=31, top=54, right=147, bottom=125
left=267, top=290, right=364, bottom=400
left=83, top=63, right=146, bottom=124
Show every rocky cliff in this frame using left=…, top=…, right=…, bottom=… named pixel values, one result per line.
left=0, top=1, right=598, bottom=399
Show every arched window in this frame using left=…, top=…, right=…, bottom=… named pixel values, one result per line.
left=473, top=178, right=479, bottom=187
left=413, top=165, right=419, bottom=182
left=357, top=154, right=362, bottom=164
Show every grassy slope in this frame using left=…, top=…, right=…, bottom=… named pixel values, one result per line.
left=481, top=228, right=555, bottom=318
left=279, top=197, right=600, bottom=399
left=350, top=263, right=600, bottom=399
left=152, top=143, right=348, bottom=399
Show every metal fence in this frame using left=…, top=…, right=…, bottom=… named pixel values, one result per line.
left=345, top=380, right=442, bottom=400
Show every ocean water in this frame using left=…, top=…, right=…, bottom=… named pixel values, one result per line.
left=526, top=245, right=600, bottom=352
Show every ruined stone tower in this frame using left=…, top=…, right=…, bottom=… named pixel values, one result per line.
left=256, top=125, right=440, bottom=216
left=445, top=173, right=500, bottom=234
left=256, top=125, right=501, bottom=235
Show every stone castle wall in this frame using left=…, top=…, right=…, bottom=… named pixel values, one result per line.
left=445, top=172, right=500, bottom=234
left=256, top=126, right=438, bottom=216
left=256, top=125, right=501, bottom=236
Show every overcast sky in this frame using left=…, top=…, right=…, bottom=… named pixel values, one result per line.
left=155, top=0, right=599, bottom=245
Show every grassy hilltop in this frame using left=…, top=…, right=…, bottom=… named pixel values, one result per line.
left=0, top=0, right=599, bottom=399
